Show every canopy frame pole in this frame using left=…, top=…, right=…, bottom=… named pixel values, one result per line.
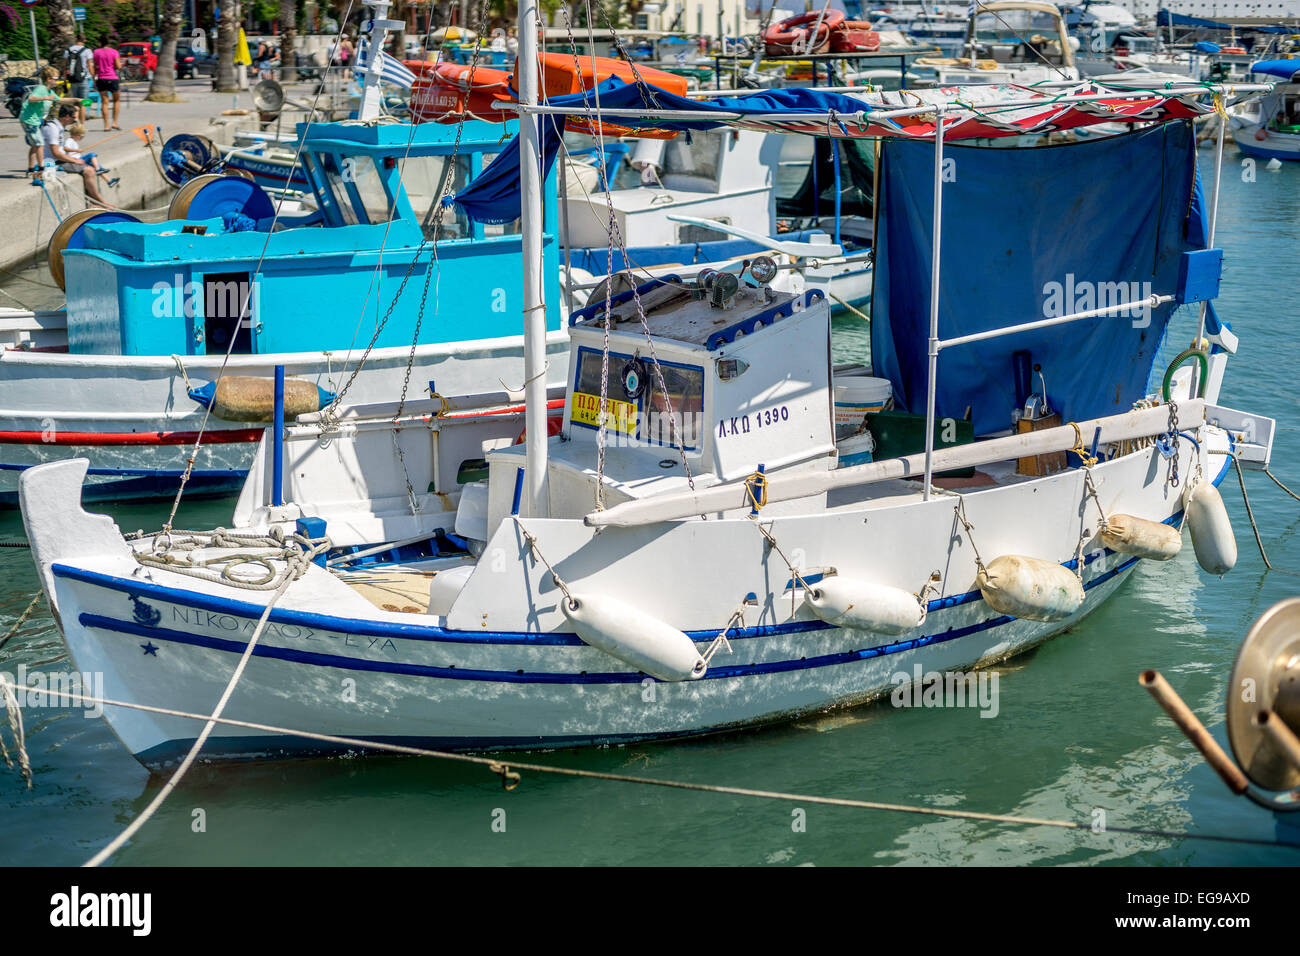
left=922, top=105, right=946, bottom=503
left=1194, top=105, right=1226, bottom=385
left=518, top=0, right=549, bottom=518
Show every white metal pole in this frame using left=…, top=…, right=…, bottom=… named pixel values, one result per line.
left=29, top=10, right=40, bottom=69
left=922, top=105, right=945, bottom=502
left=1194, top=113, right=1225, bottom=349
left=518, top=0, right=550, bottom=518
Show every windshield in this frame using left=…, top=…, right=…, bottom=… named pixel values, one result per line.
left=971, top=10, right=1068, bottom=65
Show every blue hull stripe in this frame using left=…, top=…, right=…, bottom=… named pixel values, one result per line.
left=57, top=544, right=1115, bottom=647
left=74, top=555, right=1140, bottom=684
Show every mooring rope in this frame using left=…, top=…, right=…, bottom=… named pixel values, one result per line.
left=0, top=593, right=43, bottom=653
left=16, top=683, right=1295, bottom=853
left=84, top=540, right=322, bottom=867
left=1233, top=455, right=1300, bottom=577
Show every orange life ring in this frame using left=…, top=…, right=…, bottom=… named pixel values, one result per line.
left=764, top=10, right=847, bottom=56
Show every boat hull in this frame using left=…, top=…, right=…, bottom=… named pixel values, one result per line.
left=37, top=433, right=1230, bottom=770
left=0, top=335, right=569, bottom=504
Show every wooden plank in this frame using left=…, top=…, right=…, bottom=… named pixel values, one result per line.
left=584, top=399, right=1205, bottom=529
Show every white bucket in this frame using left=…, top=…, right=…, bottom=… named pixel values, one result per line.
left=833, top=375, right=892, bottom=434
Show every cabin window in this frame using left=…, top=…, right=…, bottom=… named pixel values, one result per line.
left=571, top=347, right=703, bottom=450
left=348, top=156, right=397, bottom=224
left=317, top=153, right=360, bottom=226
left=397, top=154, right=476, bottom=240
left=972, top=11, right=1068, bottom=65
left=660, top=129, right=724, bottom=191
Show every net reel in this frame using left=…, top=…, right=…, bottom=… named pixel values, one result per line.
left=159, top=133, right=222, bottom=187
left=1142, top=598, right=1300, bottom=834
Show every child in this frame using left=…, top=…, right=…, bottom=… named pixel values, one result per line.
left=19, top=66, right=73, bottom=184
left=65, top=123, right=99, bottom=170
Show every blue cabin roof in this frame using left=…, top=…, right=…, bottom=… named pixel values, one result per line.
left=61, top=117, right=560, bottom=357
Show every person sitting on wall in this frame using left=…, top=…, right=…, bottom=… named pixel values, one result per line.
left=41, top=105, right=115, bottom=208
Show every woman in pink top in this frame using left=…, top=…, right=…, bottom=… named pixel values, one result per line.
left=92, top=38, right=122, bottom=131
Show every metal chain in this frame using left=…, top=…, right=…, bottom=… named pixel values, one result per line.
left=1166, top=400, right=1181, bottom=488
left=326, top=0, right=492, bottom=416
left=954, top=497, right=989, bottom=578
left=562, top=1, right=694, bottom=497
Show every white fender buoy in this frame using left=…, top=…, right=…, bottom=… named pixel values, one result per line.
left=1184, top=480, right=1237, bottom=575
left=976, top=555, right=1084, bottom=623
left=563, top=593, right=705, bottom=681
left=1100, top=514, right=1182, bottom=561
left=804, top=577, right=925, bottom=634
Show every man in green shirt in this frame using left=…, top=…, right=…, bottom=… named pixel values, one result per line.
left=21, top=66, right=77, bottom=184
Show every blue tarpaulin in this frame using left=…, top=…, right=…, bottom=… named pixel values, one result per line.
left=449, top=78, right=884, bottom=224
left=1249, top=59, right=1300, bottom=80
left=1157, top=9, right=1291, bottom=33
left=870, top=121, right=1208, bottom=436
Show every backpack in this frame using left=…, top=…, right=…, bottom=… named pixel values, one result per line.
left=66, top=45, right=86, bottom=82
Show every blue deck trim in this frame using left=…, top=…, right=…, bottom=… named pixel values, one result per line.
left=68, top=554, right=1139, bottom=685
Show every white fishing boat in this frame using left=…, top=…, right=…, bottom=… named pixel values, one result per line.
left=1234, top=60, right=1300, bottom=162
left=17, top=16, right=1274, bottom=767
left=914, top=1, right=1081, bottom=87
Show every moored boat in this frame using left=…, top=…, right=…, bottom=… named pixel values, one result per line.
left=17, top=66, right=1276, bottom=767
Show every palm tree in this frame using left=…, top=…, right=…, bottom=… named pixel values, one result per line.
left=280, top=0, right=297, bottom=81
left=48, top=0, right=76, bottom=68
left=215, top=0, right=239, bottom=92
left=147, top=0, right=185, bottom=102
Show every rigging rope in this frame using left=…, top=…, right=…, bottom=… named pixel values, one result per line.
left=15, top=681, right=1295, bottom=853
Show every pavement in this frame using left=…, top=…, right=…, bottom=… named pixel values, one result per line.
left=0, top=76, right=321, bottom=288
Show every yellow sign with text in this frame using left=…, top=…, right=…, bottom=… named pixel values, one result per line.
left=570, top=392, right=637, bottom=434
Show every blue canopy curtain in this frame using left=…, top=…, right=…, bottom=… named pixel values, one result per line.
left=869, top=121, right=1208, bottom=436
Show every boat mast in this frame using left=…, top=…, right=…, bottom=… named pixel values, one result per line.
left=518, top=0, right=550, bottom=517
left=358, top=0, right=401, bottom=122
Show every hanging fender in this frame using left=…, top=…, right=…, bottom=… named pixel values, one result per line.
left=563, top=592, right=705, bottom=682
left=803, top=577, right=925, bottom=634
left=976, top=555, right=1084, bottom=623
left=1100, top=514, right=1183, bottom=561
left=1184, top=479, right=1237, bottom=575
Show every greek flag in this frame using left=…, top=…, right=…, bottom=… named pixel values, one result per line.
left=353, top=38, right=416, bottom=90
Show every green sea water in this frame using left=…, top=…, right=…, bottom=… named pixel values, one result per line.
left=2, top=148, right=1299, bottom=866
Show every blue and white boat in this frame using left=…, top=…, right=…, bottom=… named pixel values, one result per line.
left=0, top=113, right=566, bottom=505
left=1234, top=60, right=1300, bottom=162
left=16, top=60, right=1275, bottom=767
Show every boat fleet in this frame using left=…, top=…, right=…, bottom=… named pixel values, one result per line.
left=2, top=0, right=1295, bottom=787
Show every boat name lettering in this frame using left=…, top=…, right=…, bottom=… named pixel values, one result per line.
left=169, top=605, right=315, bottom=640
left=718, top=405, right=790, bottom=438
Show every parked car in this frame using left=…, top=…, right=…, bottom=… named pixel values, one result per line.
left=175, top=42, right=217, bottom=78
left=117, top=42, right=159, bottom=81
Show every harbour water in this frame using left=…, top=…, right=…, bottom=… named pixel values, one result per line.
left=1, top=149, right=1298, bottom=866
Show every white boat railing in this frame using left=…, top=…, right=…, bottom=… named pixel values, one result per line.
left=583, top=399, right=1206, bottom=529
